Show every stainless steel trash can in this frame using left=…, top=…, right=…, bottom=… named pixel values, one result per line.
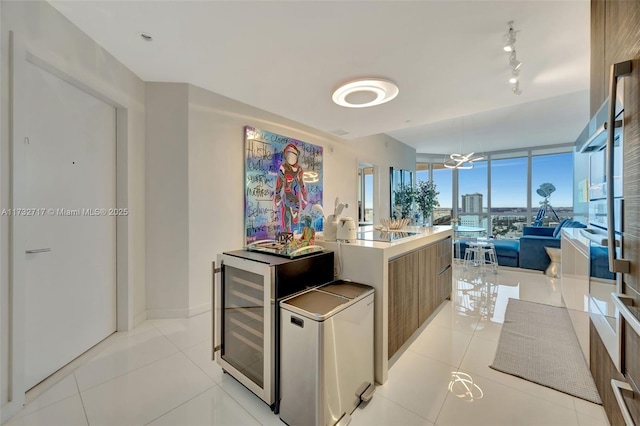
left=279, top=280, right=375, bottom=426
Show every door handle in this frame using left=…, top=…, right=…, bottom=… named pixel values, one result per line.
left=611, top=379, right=635, bottom=426
left=606, top=60, right=632, bottom=274
left=25, top=248, right=51, bottom=254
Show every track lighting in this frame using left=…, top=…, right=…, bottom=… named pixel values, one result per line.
left=509, top=52, right=522, bottom=70
left=512, top=81, right=522, bottom=95
left=503, top=21, right=523, bottom=95
left=508, top=70, right=519, bottom=84
left=503, top=21, right=517, bottom=52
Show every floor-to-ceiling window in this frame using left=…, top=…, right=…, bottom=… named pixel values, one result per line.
left=490, top=156, right=528, bottom=238
left=531, top=152, right=574, bottom=226
left=416, top=162, right=430, bottom=184
left=458, top=160, right=488, bottom=230
left=417, top=145, right=574, bottom=236
left=432, top=163, right=453, bottom=224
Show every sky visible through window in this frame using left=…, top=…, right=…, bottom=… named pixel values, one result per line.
left=370, top=153, right=573, bottom=212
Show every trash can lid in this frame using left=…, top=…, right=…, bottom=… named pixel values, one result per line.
left=320, top=281, right=373, bottom=299
left=281, top=289, right=349, bottom=320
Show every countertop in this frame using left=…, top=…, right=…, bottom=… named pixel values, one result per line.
left=317, top=225, right=453, bottom=259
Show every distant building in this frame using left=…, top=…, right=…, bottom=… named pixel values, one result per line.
left=462, top=193, right=483, bottom=213
left=460, top=216, right=479, bottom=227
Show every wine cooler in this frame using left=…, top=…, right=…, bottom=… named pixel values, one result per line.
left=214, top=249, right=334, bottom=412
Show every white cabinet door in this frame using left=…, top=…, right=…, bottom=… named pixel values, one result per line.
left=21, top=61, right=117, bottom=389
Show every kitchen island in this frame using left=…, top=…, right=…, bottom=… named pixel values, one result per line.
left=318, top=225, right=453, bottom=384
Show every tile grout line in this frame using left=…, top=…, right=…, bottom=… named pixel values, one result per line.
left=357, top=392, right=435, bottom=424
left=142, top=383, right=221, bottom=426
left=74, top=374, right=91, bottom=426
left=213, top=378, right=273, bottom=426
left=77, top=347, right=182, bottom=394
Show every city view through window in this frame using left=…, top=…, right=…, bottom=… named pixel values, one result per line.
left=419, top=152, right=573, bottom=238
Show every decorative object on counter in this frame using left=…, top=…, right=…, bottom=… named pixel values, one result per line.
left=244, top=125, right=323, bottom=248
left=299, top=215, right=316, bottom=245
left=337, top=217, right=357, bottom=242
left=380, top=217, right=409, bottom=230
left=415, top=180, right=439, bottom=226
left=393, top=183, right=414, bottom=219
left=277, top=232, right=294, bottom=245
left=321, top=197, right=347, bottom=242
left=245, top=239, right=325, bottom=258
left=450, top=218, right=459, bottom=228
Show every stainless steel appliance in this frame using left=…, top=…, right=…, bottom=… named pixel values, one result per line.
left=280, top=281, right=375, bottom=426
left=214, top=249, right=334, bottom=412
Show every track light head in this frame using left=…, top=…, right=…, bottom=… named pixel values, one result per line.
left=509, top=52, right=522, bottom=70
left=512, top=82, right=522, bottom=95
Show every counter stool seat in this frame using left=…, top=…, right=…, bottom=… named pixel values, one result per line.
left=464, top=241, right=498, bottom=273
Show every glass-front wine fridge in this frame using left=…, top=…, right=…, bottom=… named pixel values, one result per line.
left=214, top=249, right=334, bottom=412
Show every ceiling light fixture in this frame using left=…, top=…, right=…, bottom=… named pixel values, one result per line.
left=509, top=52, right=522, bottom=70
left=503, top=21, right=523, bottom=95
left=508, top=70, right=519, bottom=84
left=444, top=152, right=484, bottom=170
left=332, top=78, right=399, bottom=108
left=502, top=21, right=517, bottom=52
left=443, top=117, right=485, bottom=170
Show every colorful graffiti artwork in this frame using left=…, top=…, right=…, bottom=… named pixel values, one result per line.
left=244, top=126, right=323, bottom=244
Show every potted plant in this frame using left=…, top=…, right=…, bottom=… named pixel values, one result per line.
left=415, top=180, right=439, bottom=226
left=393, top=183, right=415, bottom=219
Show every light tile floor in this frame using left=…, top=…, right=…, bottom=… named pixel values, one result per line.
left=6, top=265, right=608, bottom=426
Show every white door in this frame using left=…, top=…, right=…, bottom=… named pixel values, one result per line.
left=21, top=61, right=117, bottom=389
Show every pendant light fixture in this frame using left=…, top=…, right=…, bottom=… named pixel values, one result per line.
left=443, top=117, right=484, bottom=170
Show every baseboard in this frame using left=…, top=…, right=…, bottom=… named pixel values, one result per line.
left=1, top=396, right=26, bottom=424
left=146, top=302, right=212, bottom=319
left=188, top=302, right=211, bottom=317
left=133, top=310, right=147, bottom=328
left=146, top=307, right=191, bottom=319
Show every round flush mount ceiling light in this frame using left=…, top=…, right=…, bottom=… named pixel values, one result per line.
left=332, top=78, right=399, bottom=108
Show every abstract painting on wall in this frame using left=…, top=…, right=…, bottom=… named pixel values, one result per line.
left=244, top=125, right=323, bottom=246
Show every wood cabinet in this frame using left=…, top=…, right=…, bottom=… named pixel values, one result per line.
left=590, top=0, right=606, bottom=115
left=388, top=250, right=419, bottom=358
left=590, top=320, right=626, bottom=425
left=388, top=237, right=452, bottom=358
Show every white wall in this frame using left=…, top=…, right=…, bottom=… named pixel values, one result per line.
left=0, top=1, right=146, bottom=417
left=145, top=83, right=190, bottom=317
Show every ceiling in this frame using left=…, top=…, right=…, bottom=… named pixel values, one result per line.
left=49, top=0, right=591, bottom=154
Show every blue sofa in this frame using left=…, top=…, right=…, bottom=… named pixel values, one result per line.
left=590, top=246, right=615, bottom=280
left=519, top=226, right=560, bottom=271
left=519, top=220, right=586, bottom=271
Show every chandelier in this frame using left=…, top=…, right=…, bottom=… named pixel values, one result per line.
left=443, top=152, right=485, bottom=170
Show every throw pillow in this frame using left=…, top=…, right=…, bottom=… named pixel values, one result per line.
left=552, top=218, right=571, bottom=238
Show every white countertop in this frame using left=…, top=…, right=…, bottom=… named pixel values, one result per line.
left=318, top=225, right=453, bottom=258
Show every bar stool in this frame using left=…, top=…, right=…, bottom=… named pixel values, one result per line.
left=465, top=241, right=498, bottom=273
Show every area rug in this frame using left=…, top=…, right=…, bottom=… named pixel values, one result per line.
left=489, top=298, right=602, bottom=404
